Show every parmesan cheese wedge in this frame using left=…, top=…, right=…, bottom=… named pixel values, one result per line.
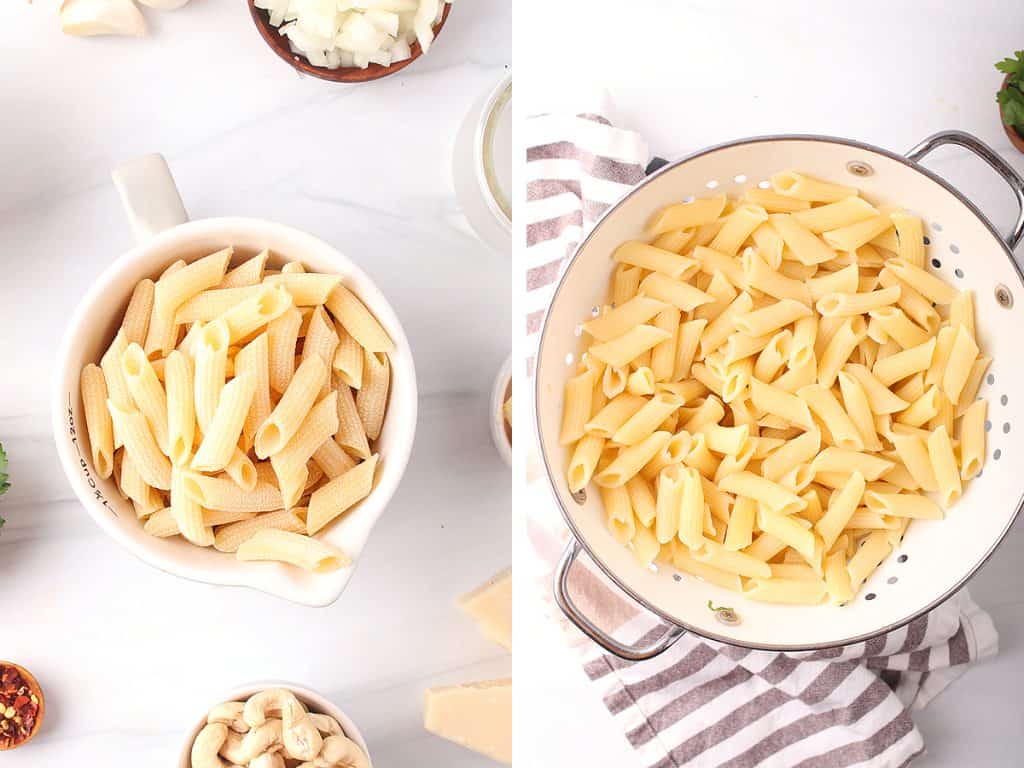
left=457, top=567, right=512, bottom=651
left=424, top=679, right=512, bottom=765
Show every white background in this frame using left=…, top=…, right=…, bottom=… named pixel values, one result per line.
left=0, top=1, right=512, bottom=765
left=520, top=1, right=1024, bottom=767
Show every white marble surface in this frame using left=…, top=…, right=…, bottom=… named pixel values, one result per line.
left=0, top=1, right=512, bottom=765
left=520, top=1, right=1024, bottom=766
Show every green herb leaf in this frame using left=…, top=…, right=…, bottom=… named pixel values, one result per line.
left=996, top=50, right=1024, bottom=78
left=707, top=599, right=732, bottom=613
left=999, top=84, right=1024, bottom=129
left=0, top=443, right=8, bottom=497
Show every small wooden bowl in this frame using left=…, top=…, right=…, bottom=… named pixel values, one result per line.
left=0, top=662, right=45, bottom=751
left=1000, top=76, right=1024, bottom=153
left=247, top=2, right=452, bottom=83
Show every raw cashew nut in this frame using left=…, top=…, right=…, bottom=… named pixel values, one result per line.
left=191, top=723, right=236, bottom=768
left=243, top=689, right=304, bottom=728
left=314, top=735, right=370, bottom=768
left=249, top=753, right=285, bottom=768
left=308, top=713, right=342, bottom=736
left=220, top=720, right=283, bottom=765
left=208, top=702, right=249, bottom=734
left=242, top=689, right=322, bottom=762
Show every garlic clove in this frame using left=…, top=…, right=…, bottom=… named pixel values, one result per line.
left=60, top=0, right=147, bottom=37
left=136, top=0, right=191, bottom=9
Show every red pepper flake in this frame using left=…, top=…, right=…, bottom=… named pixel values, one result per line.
left=0, top=664, right=41, bottom=749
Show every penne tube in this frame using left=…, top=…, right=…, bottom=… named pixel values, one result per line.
left=710, top=205, right=768, bottom=256
left=236, top=529, right=350, bottom=572
left=734, top=299, right=812, bottom=337
left=768, top=213, right=835, bottom=265
left=613, top=241, right=698, bottom=278
left=797, top=384, right=863, bottom=450
left=356, top=349, right=390, bottom=441
left=889, top=211, right=926, bottom=268
left=307, top=454, right=379, bottom=535
left=941, top=325, right=979, bottom=405
left=816, top=286, right=900, bottom=318
left=890, top=433, right=938, bottom=491
left=872, top=337, right=936, bottom=386
left=647, top=195, right=727, bottom=234
left=263, top=272, right=343, bottom=306
left=325, top=283, right=394, bottom=353
left=823, top=214, right=894, bottom=252
left=817, top=316, right=866, bottom=388
left=927, top=425, right=962, bottom=507
left=771, top=171, right=857, bottom=203
left=958, top=399, right=987, bottom=481
left=559, top=368, right=596, bottom=445
left=847, top=531, right=892, bottom=592
left=792, top=196, right=878, bottom=233
left=626, top=367, right=656, bottom=395
left=655, top=464, right=685, bottom=544
left=741, top=247, right=811, bottom=305
left=594, top=431, right=672, bottom=488
left=807, top=263, right=858, bottom=302
left=649, top=307, right=681, bottom=381
left=744, top=186, right=811, bottom=213
left=121, top=278, right=155, bottom=346
left=611, top=264, right=643, bottom=306
left=878, top=269, right=940, bottom=334
left=626, top=476, right=658, bottom=528
left=720, top=471, right=806, bottom=516
left=192, top=373, right=257, bottom=473
left=219, top=250, right=268, bottom=288
left=81, top=364, right=114, bottom=479
left=107, top=400, right=171, bottom=490
left=582, top=296, right=667, bottom=342
left=589, top=325, right=672, bottom=368
left=885, top=258, right=958, bottom=305
left=640, top=272, right=716, bottom=312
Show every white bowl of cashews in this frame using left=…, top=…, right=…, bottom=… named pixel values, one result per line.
left=179, top=683, right=372, bottom=768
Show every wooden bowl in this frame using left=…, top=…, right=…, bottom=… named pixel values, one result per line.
left=1000, top=75, right=1024, bottom=153
left=0, top=662, right=45, bottom=751
left=247, top=2, right=452, bottom=83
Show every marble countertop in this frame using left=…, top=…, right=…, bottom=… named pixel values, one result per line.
left=0, top=1, right=512, bottom=765
left=520, top=1, right=1024, bottom=766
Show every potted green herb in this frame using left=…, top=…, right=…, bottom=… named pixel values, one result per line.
left=996, top=50, right=1024, bottom=153
left=0, top=443, right=8, bottom=532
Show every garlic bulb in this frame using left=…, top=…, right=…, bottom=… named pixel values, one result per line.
left=60, top=0, right=146, bottom=37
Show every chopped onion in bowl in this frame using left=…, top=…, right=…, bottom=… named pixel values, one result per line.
left=253, top=0, right=452, bottom=70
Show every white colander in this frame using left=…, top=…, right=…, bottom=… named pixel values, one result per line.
left=536, top=131, right=1024, bottom=658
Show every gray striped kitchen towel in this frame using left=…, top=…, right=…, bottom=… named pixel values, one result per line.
left=523, top=109, right=999, bottom=768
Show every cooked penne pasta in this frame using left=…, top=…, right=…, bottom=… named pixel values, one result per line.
left=563, top=175, right=990, bottom=607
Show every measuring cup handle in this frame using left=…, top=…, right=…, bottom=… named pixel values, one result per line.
left=553, top=538, right=686, bottom=661
left=111, top=154, right=190, bottom=245
left=906, top=130, right=1024, bottom=251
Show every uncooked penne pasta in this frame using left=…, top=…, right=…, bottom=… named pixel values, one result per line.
left=81, top=364, right=114, bottom=479
left=170, top=467, right=213, bottom=547
left=357, top=350, right=390, bottom=442
left=121, top=342, right=170, bottom=454
left=219, top=250, right=268, bottom=288
left=164, top=350, right=195, bottom=466
left=263, top=272, right=343, bottom=306
left=236, top=528, right=350, bottom=572
left=192, top=372, right=257, bottom=473
left=256, top=356, right=328, bottom=459
left=307, top=455, right=379, bottom=535
left=267, top=306, right=303, bottom=395
left=121, top=278, right=155, bottom=346
left=326, top=283, right=394, bottom=353
left=108, top=400, right=171, bottom=490
left=194, top=319, right=230, bottom=434
left=215, top=510, right=308, bottom=553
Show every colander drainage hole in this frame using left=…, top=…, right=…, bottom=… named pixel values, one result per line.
left=673, top=573, right=682, bottom=582
left=985, top=421, right=992, bottom=432
left=987, top=374, right=995, bottom=386
left=758, top=180, right=771, bottom=189
left=897, top=554, right=908, bottom=563
left=865, top=593, right=876, bottom=601
left=887, top=577, right=898, bottom=585
left=734, top=174, right=747, bottom=184
left=706, top=180, right=720, bottom=190
left=950, top=244, right=960, bottom=254
left=1001, top=394, right=1009, bottom=406
left=955, top=268, right=964, bottom=279
left=923, top=236, right=931, bottom=245
left=994, top=449, right=1002, bottom=461
left=565, top=353, right=574, bottom=366
left=1004, top=423, right=1011, bottom=434
left=931, top=258, right=942, bottom=269
left=932, top=222, right=943, bottom=232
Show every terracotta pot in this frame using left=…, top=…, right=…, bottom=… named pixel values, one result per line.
left=1000, top=75, right=1024, bottom=152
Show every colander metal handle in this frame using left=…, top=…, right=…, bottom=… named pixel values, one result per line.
left=553, top=538, right=686, bottom=661
left=907, top=130, right=1024, bottom=251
